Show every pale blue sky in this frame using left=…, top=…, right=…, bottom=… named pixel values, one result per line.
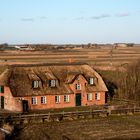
left=0, top=0, right=140, bottom=44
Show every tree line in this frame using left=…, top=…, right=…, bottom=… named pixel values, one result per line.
left=99, top=60, right=140, bottom=103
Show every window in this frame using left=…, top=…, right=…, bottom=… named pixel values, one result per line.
left=0, top=86, right=4, bottom=93
left=64, top=95, right=70, bottom=103
left=95, top=92, right=100, bottom=100
left=55, top=95, right=60, bottom=103
left=49, top=80, right=56, bottom=87
left=75, top=84, right=81, bottom=90
left=32, top=81, right=39, bottom=88
left=87, top=93, right=92, bottom=101
left=41, top=96, right=46, bottom=104
left=89, top=78, right=94, bottom=85
left=32, top=97, right=37, bottom=105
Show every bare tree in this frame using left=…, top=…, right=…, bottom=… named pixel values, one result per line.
left=120, top=60, right=140, bottom=101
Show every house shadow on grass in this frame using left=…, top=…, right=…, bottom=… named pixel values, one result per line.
left=104, top=79, right=118, bottom=102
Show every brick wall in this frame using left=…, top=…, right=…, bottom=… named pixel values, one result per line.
left=17, top=75, right=106, bottom=111
left=2, top=86, right=22, bottom=112
left=1, top=75, right=106, bottom=112
left=21, top=94, right=75, bottom=111
left=70, top=75, right=105, bottom=106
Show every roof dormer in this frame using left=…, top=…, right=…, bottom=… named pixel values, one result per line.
left=32, top=80, right=39, bottom=89
left=49, top=79, right=56, bottom=87
left=88, top=77, right=97, bottom=85
left=0, top=85, right=4, bottom=93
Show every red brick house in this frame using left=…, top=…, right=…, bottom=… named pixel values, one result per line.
left=0, top=63, right=108, bottom=112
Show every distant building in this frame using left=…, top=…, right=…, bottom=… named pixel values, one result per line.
left=0, top=63, right=108, bottom=112
left=14, top=45, right=33, bottom=50
left=114, top=43, right=128, bottom=48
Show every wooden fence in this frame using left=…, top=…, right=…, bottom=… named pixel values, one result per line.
left=0, top=107, right=140, bottom=125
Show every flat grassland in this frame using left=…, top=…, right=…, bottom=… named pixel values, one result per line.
left=12, top=114, right=140, bottom=140
left=1, top=46, right=140, bottom=140
left=0, top=46, right=140, bottom=70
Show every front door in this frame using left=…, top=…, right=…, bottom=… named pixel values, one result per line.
left=22, top=100, right=29, bottom=112
left=1, top=96, right=4, bottom=109
left=76, top=93, right=81, bottom=106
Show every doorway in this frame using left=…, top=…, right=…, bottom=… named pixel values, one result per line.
left=22, top=100, right=29, bottom=112
left=1, top=96, right=4, bottom=109
left=75, top=93, right=81, bottom=106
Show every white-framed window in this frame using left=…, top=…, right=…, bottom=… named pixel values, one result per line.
left=0, top=86, right=4, bottom=93
left=41, top=96, right=46, bottom=104
left=32, top=97, right=37, bottom=105
left=87, top=93, right=92, bottom=101
left=55, top=95, right=60, bottom=103
left=32, top=80, right=39, bottom=88
left=89, top=78, right=94, bottom=85
left=49, top=80, right=56, bottom=87
left=75, top=84, right=81, bottom=90
left=95, top=92, right=100, bottom=100
left=64, top=95, right=70, bottom=103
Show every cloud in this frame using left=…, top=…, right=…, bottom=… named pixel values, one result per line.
left=21, top=18, right=35, bottom=22
left=21, top=16, right=48, bottom=22
left=74, top=14, right=111, bottom=21
left=90, top=14, right=111, bottom=20
left=115, top=13, right=130, bottom=17
left=40, top=16, right=47, bottom=20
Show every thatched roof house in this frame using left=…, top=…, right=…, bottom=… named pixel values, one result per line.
left=0, top=63, right=108, bottom=111
left=0, top=63, right=108, bottom=97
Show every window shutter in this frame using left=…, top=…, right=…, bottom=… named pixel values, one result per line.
left=97, top=93, right=100, bottom=100
left=41, top=96, right=46, bottom=104
left=48, top=80, right=51, bottom=87
left=0, top=86, right=4, bottom=93
left=90, top=78, right=94, bottom=85
left=87, top=93, right=92, bottom=101
left=32, top=81, right=35, bottom=88
left=64, top=95, right=70, bottom=102
left=55, top=95, right=60, bottom=103
left=32, top=97, right=37, bottom=104
left=75, top=84, right=77, bottom=89
left=95, top=92, right=100, bottom=100
left=51, top=80, right=56, bottom=87
left=32, top=81, right=39, bottom=88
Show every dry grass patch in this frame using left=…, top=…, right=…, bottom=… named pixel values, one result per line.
left=12, top=115, right=140, bottom=140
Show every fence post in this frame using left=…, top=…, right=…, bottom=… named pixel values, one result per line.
left=108, top=107, right=111, bottom=115
left=48, top=112, right=50, bottom=121
left=62, top=111, right=64, bottom=116
left=77, top=110, right=79, bottom=119
left=134, top=105, right=136, bottom=113
left=91, top=109, right=94, bottom=118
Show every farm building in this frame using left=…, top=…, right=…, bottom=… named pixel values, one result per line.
left=0, top=63, right=108, bottom=112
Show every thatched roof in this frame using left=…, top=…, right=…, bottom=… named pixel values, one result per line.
left=0, top=69, right=11, bottom=86
left=0, top=63, right=108, bottom=97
